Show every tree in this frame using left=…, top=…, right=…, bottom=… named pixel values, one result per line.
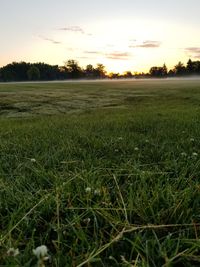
left=123, top=71, right=133, bottom=78
left=65, top=60, right=82, bottom=79
left=27, top=66, right=40, bottom=80
left=186, top=59, right=200, bottom=75
left=94, top=63, right=106, bottom=78
left=0, top=62, right=30, bottom=81
left=173, top=62, right=186, bottom=76
left=85, top=64, right=95, bottom=78
left=187, top=59, right=194, bottom=74
left=109, top=72, right=120, bottom=79
left=168, top=69, right=175, bottom=77
left=162, top=64, right=168, bottom=77
left=33, top=63, right=60, bottom=80
left=149, top=64, right=167, bottom=77
left=58, top=66, right=70, bottom=79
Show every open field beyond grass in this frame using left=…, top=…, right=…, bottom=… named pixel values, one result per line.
left=1, top=79, right=200, bottom=266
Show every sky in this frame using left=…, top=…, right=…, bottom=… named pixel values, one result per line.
left=1, top=0, right=200, bottom=73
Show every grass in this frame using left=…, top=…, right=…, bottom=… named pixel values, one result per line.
left=1, top=79, right=200, bottom=266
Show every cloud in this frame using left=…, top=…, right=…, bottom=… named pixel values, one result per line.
left=77, top=56, right=92, bottom=59
left=58, top=26, right=84, bottom=34
left=58, top=26, right=92, bottom=36
left=185, top=47, right=200, bottom=58
left=106, top=52, right=132, bottom=60
left=39, top=35, right=61, bottom=44
left=84, top=51, right=102, bottom=55
left=83, top=50, right=132, bottom=60
left=185, top=47, right=200, bottom=52
left=130, top=40, right=161, bottom=48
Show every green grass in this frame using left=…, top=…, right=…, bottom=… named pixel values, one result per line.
left=1, top=79, right=200, bottom=266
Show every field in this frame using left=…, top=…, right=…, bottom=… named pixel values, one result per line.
left=1, top=79, right=200, bottom=266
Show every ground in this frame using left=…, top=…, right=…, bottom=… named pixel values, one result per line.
left=1, top=79, right=200, bottom=266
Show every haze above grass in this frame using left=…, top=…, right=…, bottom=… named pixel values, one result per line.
left=0, top=79, right=200, bottom=117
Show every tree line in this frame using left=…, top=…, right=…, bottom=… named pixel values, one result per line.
left=0, top=59, right=200, bottom=82
left=0, top=60, right=106, bottom=82
left=111, top=59, right=200, bottom=79
left=148, top=59, right=200, bottom=78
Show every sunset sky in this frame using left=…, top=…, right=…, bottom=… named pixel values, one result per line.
left=1, top=0, right=200, bottom=73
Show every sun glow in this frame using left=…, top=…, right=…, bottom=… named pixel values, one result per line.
left=68, top=18, right=183, bottom=73
left=0, top=16, right=199, bottom=73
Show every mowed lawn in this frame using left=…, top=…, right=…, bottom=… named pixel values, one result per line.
left=1, top=79, right=200, bottom=266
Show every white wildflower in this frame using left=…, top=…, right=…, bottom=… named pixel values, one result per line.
left=118, top=137, right=123, bottom=140
left=181, top=152, right=187, bottom=157
left=83, top=218, right=91, bottom=224
left=33, top=245, right=48, bottom=259
left=7, top=247, right=19, bottom=257
left=145, top=139, right=149, bottom=143
left=85, top=187, right=92, bottom=193
left=190, top=138, right=195, bottom=142
left=134, top=147, right=139, bottom=151
left=192, top=152, right=198, bottom=157
left=30, top=158, right=36, bottom=163
left=94, top=189, right=101, bottom=196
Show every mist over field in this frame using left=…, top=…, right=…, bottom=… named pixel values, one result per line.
left=0, top=78, right=199, bottom=118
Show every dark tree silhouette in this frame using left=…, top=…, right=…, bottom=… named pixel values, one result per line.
left=187, top=59, right=194, bottom=74
left=173, top=62, right=186, bottom=76
left=123, top=71, right=133, bottom=78
left=34, top=63, right=60, bottom=80
left=162, top=64, right=168, bottom=76
left=65, top=60, right=82, bottom=79
left=109, top=72, right=120, bottom=79
left=168, top=69, right=175, bottom=77
left=149, top=64, right=167, bottom=77
left=94, top=63, right=106, bottom=78
left=1, top=58, right=200, bottom=82
left=27, top=66, right=40, bottom=80
left=85, top=64, right=95, bottom=78
left=187, top=59, right=200, bottom=74
left=0, top=62, right=30, bottom=81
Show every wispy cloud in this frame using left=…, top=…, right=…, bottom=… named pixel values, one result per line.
left=39, top=35, right=62, bottom=45
left=84, top=51, right=102, bottom=55
left=83, top=50, right=132, bottom=60
left=58, top=26, right=92, bottom=36
left=57, top=26, right=93, bottom=37
left=106, top=52, right=132, bottom=60
left=185, top=47, right=200, bottom=58
left=77, top=56, right=92, bottom=59
left=58, top=26, right=84, bottom=33
left=130, top=40, right=161, bottom=48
